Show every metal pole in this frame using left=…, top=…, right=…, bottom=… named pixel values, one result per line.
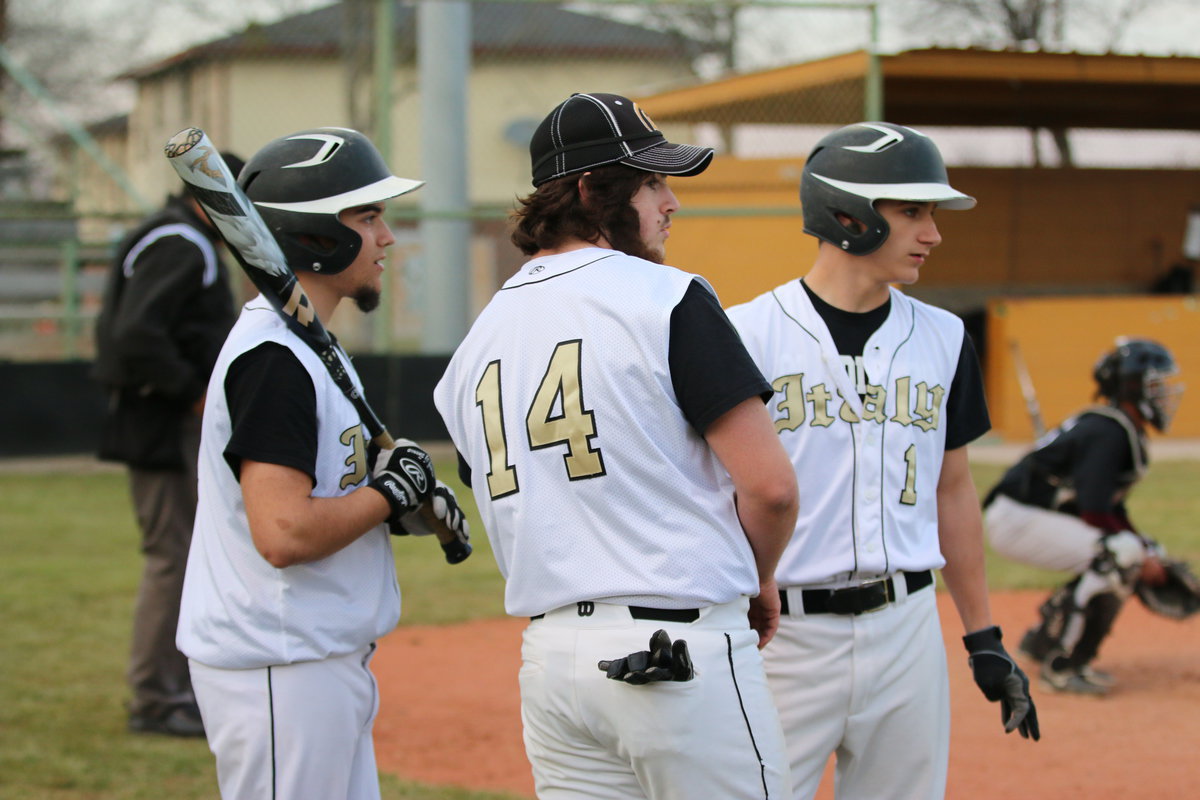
left=374, top=0, right=394, bottom=165
left=418, top=0, right=472, bottom=354
left=60, top=238, right=80, bottom=358
left=864, top=3, right=883, bottom=121
left=374, top=0, right=395, bottom=351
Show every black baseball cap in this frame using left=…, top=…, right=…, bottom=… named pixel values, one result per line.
left=529, top=92, right=714, bottom=186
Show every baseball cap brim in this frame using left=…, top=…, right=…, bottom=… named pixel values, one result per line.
left=815, top=175, right=976, bottom=210
left=254, top=175, right=425, bottom=214
left=621, top=141, right=714, bottom=178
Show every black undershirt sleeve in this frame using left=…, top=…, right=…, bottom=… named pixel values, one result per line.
left=944, top=333, right=992, bottom=450
left=457, top=449, right=472, bottom=488
left=223, top=342, right=318, bottom=485
left=669, top=279, right=772, bottom=435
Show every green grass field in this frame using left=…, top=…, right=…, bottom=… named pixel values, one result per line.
left=1, top=457, right=1196, bottom=799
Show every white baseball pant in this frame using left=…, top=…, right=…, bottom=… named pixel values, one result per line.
left=189, top=643, right=382, bottom=800
left=763, top=580, right=948, bottom=800
left=519, top=597, right=791, bottom=800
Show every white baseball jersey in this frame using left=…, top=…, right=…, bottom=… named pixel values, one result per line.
left=434, top=247, right=761, bottom=617
left=726, top=281, right=963, bottom=585
left=178, top=296, right=400, bottom=669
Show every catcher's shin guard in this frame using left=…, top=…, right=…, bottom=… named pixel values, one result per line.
left=1065, top=591, right=1123, bottom=669
left=1020, top=582, right=1076, bottom=661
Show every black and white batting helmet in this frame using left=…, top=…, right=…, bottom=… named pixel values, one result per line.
left=1093, top=337, right=1184, bottom=431
left=238, top=127, right=423, bottom=274
left=800, top=122, right=975, bottom=255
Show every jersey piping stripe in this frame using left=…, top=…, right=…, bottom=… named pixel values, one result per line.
left=724, top=632, right=773, bottom=798
left=500, top=252, right=619, bottom=290
left=267, top=666, right=277, bottom=800
left=876, top=301, right=917, bottom=575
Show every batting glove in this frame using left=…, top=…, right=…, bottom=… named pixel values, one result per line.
left=964, top=625, right=1041, bottom=741
left=395, top=477, right=470, bottom=538
left=598, top=629, right=694, bottom=685
left=368, top=438, right=435, bottom=528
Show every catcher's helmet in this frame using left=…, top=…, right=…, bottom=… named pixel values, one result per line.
left=1093, top=337, right=1184, bottom=431
left=800, top=122, right=975, bottom=255
left=238, top=127, right=423, bottom=274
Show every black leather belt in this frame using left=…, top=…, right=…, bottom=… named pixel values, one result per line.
left=630, top=606, right=700, bottom=623
left=779, top=570, right=933, bottom=616
left=530, top=604, right=700, bottom=622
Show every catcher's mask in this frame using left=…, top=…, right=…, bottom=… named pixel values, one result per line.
left=239, top=127, right=423, bottom=275
left=1093, top=337, right=1184, bottom=432
left=800, top=122, right=975, bottom=255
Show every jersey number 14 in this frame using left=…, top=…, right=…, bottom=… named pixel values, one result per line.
left=474, top=340, right=606, bottom=500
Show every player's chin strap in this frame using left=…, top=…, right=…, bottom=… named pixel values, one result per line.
left=598, top=629, right=695, bottom=684
left=962, top=625, right=1041, bottom=741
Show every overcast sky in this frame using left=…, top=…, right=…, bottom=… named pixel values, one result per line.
left=8, top=0, right=1200, bottom=110
left=33, top=0, right=1200, bottom=68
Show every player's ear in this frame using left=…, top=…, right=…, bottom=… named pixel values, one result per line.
left=577, top=172, right=593, bottom=205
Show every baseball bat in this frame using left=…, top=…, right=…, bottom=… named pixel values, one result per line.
left=164, top=127, right=470, bottom=564
left=1009, top=337, right=1046, bottom=440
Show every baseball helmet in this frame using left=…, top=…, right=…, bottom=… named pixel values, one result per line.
left=238, top=127, right=423, bottom=274
left=1093, top=337, right=1184, bottom=431
left=800, top=122, right=975, bottom=255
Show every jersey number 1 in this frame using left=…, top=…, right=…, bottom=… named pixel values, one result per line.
left=474, top=340, right=605, bottom=500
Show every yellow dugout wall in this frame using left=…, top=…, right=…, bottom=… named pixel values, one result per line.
left=986, top=296, right=1200, bottom=441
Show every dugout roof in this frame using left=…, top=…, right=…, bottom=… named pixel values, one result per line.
left=637, top=48, right=1200, bottom=131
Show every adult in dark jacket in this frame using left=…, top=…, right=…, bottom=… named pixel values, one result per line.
left=93, top=158, right=242, bottom=736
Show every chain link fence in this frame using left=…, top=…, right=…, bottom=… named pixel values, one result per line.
left=0, top=0, right=878, bottom=360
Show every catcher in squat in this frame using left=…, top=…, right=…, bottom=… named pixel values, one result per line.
left=984, top=337, right=1189, bottom=695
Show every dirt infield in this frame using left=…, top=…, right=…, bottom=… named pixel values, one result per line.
left=372, top=590, right=1200, bottom=799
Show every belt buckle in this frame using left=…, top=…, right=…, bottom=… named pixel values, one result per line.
left=828, top=579, right=890, bottom=615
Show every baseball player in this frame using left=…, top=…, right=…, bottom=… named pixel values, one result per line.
left=434, top=92, right=799, bottom=799
left=176, top=128, right=468, bottom=800
left=984, top=337, right=1182, bottom=695
left=725, top=122, right=1039, bottom=800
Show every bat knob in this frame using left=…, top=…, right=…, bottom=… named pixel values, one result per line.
left=165, top=127, right=204, bottom=158
left=441, top=539, right=472, bottom=565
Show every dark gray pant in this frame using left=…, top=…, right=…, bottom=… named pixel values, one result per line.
left=125, top=414, right=201, bottom=717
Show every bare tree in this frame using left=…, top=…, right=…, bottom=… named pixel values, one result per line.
left=893, top=0, right=1184, bottom=51
left=893, top=0, right=1178, bottom=166
left=1, top=0, right=327, bottom=182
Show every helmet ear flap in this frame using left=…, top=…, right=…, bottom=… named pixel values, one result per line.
left=801, top=181, right=889, bottom=255
left=257, top=204, right=363, bottom=274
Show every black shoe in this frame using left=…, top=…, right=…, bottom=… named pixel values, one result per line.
left=1038, top=651, right=1109, bottom=697
left=129, top=703, right=206, bottom=737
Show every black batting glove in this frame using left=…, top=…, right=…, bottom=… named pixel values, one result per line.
left=964, top=625, right=1041, bottom=741
left=368, top=439, right=435, bottom=529
left=598, top=629, right=695, bottom=685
